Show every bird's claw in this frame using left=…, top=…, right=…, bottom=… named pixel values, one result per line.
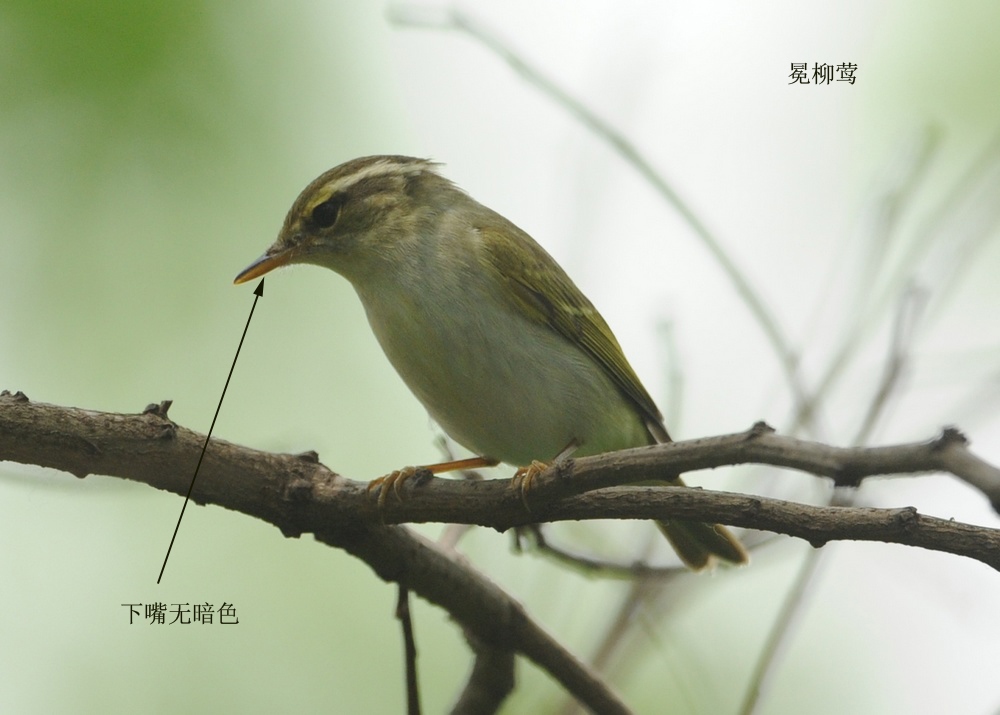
left=511, top=460, right=549, bottom=513
left=367, top=466, right=419, bottom=512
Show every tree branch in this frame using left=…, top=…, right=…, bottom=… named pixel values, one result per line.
left=396, top=585, right=422, bottom=715
left=449, top=630, right=515, bottom=715
left=3, top=391, right=1000, bottom=710
left=0, top=391, right=630, bottom=715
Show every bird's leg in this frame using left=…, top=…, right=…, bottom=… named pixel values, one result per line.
left=367, top=456, right=499, bottom=509
left=511, top=439, right=579, bottom=513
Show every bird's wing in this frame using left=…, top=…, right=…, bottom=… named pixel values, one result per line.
left=478, top=220, right=669, bottom=441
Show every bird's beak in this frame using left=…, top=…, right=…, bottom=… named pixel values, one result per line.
left=233, top=248, right=293, bottom=284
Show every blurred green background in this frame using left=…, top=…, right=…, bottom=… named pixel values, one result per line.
left=2, top=2, right=999, bottom=714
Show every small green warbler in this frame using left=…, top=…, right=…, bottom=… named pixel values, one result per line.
left=235, top=155, right=746, bottom=569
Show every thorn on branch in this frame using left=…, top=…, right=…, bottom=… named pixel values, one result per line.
left=1, top=389, right=30, bottom=403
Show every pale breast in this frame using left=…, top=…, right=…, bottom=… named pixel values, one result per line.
left=355, top=267, right=650, bottom=465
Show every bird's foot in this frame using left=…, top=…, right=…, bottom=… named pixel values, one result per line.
left=366, top=456, right=499, bottom=518
left=511, top=460, right=549, bottom=513
left=367, top=466, right=419, bottom=511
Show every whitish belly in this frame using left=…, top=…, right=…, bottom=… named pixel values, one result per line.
left=360, top=284, right=650, bottom=465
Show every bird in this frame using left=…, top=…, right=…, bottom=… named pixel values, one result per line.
left=234, top=155, right=747, bottom=569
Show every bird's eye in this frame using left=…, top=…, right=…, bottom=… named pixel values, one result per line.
left=310, top=197, right=341, bottom=228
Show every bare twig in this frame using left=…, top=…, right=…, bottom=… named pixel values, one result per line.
left=557, top=575, right=674, bottom=715
left=742, top=287, right=928, bottom=715
left=855, top=126, right=940, bottom=301
left=789, top=128, right=939, bottom=436
left=654, top=318, right=685, bottom=436
left=524, top=524, right=683, bottom=579
left=806, top=129, right=1000, bottom=426
left=851, top=284, right=928, bottom=446
left=738, top=552, right=832, bottom=715
left=397, top=585, right=422, bottom=715
left=908, top=130, right=1000, bottom=322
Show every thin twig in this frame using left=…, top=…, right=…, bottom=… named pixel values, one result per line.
left=804, top=129, right=1000, bottom=427
left=855, top=126, right=940, bottom=304
left=557, top=575, right=673, bottom=715
left=397, top=585, right=422, bottom=715
left=530, top=525, right=685, bottom=580
left=738, top=551, right=832, bottom=715
left=741, top=286, right=928, bottom=715
left=788, top=128, right=938, bottom=437
left=750, top=131, right=1000, bottom=715
left=655, top=318, right=685, bottom=436
left=746, top=137, right=1000, bottom=712
left=852, top=283, right=928, bottom=446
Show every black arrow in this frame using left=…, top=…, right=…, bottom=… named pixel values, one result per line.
left=157, top=278, right=264, bottom=583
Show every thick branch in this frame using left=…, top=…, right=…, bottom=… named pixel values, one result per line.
left=0, top=392, right=629, bottom=714
left=3, top=394, right=1000, bottom=570
left=3, top=393, right=1000, bottom=573
left=4, top=394, right=1000, bottom=711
